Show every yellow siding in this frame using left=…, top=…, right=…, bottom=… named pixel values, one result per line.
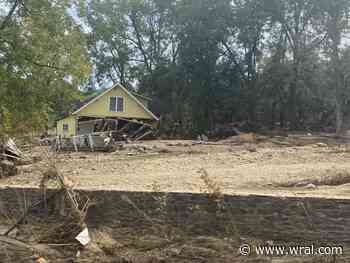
left=47, top=127, right=57, bottom=136
left=77, top=87, right=153, bottom=120
left=137, top=97, right=149, bottom=108
left=56, top=115, right=76, bottom=137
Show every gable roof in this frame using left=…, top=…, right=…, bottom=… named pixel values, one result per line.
left=72, top=83, right=159, bottom=121
left=131, top=92, right=152, bottom=102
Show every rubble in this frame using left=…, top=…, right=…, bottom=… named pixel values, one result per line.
left=0, top=159, right=17, bottom=178
left=37, top=166, right=90, bottom=245
left=0, top=137, right=31, bottom=178
left=53, top=118, right=158, bottom=152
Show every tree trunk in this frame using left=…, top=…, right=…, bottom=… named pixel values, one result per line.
left=289, top=55, right=300, bottom=130
left=270, top=101, right=277, bottom=129
left=335, top=98, right=343, bottom=135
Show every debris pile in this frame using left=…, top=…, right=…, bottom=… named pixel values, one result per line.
left=1, top=165, right=91, bottom=261
left=53, top=117, right=157, bottom=152
left=37, top=166, right=90, bottom=245
left=0, top=137, right=31, bottom=178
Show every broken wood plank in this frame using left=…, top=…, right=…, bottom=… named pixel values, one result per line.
left=1, top=153, right=21, bottom=160
left=134, top=130, right=153, bottom=141
left=118, top=122, right=134, bottom=133
left=116, top=117, right=153, bottom=127
left=130, top=125, right=146, bottom=138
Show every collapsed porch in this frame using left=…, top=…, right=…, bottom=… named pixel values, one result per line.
left=54, top=116, right=158, bottom=152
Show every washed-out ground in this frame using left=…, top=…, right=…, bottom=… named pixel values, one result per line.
left=3, top=134, right=350, bottom=199
left=1, top=134, right=350, bottom=262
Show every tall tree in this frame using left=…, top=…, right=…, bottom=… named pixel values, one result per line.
left=0, top=0, right=91, bottom=135
left=320, top=0, right=350, bottom=134
left=274, top=0, right=325, bottom=128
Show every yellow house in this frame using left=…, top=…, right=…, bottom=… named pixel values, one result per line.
left=56, top=83, right=159, bottom=137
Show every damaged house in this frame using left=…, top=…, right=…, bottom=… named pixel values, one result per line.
left=55, top=84, right=159, bottom=148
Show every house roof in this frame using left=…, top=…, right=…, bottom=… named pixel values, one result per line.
left=131, top=92, right=152, bottom=101
left=71, top=83, right=159, bottom=121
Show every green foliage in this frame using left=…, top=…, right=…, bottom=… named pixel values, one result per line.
left=82, top=0, right=350, bottom=134
left=0, top=0, right=91, bottom=135
left=2, top=0, right=350, bottom=136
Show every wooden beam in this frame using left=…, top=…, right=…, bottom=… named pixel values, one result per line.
left=77, top=116, right=153, bottom=127
left=134, top=130, right=153, bottom=141
left=114, top=117, right=153, bottom=127
left=118, top=122, right=134, bottom=133
left=130, top=125, right=146, bottom=138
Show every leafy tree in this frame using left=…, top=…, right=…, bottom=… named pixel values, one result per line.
left=320, top=0, right=350, bottom=134
left=0, top=0, right=91, bottom=135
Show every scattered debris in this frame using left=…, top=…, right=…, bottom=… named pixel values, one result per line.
left=0, top=137, right=32, bottom=178
left=53, top=118, right=158, bottom=152
left=166, top=142, right=192, bottom=147
left=277, top=169, right=350, bottom=188
left=197, top=134, right=209, bottom=143
left=1, top=138, right=31, bottom=163
left=246, top=144, right=257, bottom=153
left=305, top=183, right=317, bottom=190
left=315, top=142, right=328, bottom=148
left=37, top=166, right=90, bottom=245
left=75, top=228, right=91, bottom=246
left=1, top=165, right=91, bottom=260
left=0, top=159, right=17, bottom=178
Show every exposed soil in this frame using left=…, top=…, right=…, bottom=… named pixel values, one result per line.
left=1, top=135, right=350, bottom=262
left=2, top=134, right=350, bottom=199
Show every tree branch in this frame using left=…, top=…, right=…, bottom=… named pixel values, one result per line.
left=0, top=0, right=21, bottom=31
left=25, top=57, right=64, bottom=71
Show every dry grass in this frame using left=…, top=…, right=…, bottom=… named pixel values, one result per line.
left=92, top=228, right=121, bottom=255
left=199, top=169, right=223, bottom=200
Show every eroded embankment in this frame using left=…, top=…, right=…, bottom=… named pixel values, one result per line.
left=0, top=187, right=349, bottom=262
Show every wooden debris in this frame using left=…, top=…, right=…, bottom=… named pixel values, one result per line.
left=0, top=137, right=31, bottom=177
left=1, top=138, right=31, bottom=163
left=135, top=130, right=153, bottom=141
left=0, top=160, right=17, bottom=178
left=37, top=166, right=90, bottom=245
left=54, top=117, right=157, bottom=152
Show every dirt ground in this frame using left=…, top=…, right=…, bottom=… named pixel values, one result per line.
left=3, top=134, right=350, bottom=199
left=1, top=134, right=350, bottom=262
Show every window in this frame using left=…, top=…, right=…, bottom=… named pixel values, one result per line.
left=63, top=124, right=69, bottom=132
left=110, top=96, right=124, bottom=112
